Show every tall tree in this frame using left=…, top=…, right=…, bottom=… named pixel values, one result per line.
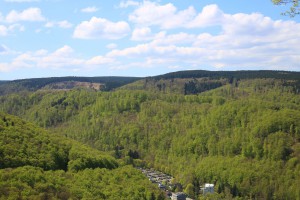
left=272, top=0, right=300, bottom=17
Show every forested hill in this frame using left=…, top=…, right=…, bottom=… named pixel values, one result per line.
left=0, top=112, right=164, bottom=199
left=0, top=76, right=141, bottom=95
left=152, top=70, right=300, bottom=81
left=1, top=70, right=300, bottom=199
left=1, top=76, right=300, bottom=199
left=123, top=70, right=300, bottom=94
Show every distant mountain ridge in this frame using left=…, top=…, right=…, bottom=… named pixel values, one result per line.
left=123, top=70, right=300, bottom=94
left=1, top=70, right=300, bottom=199
left=0, top=76, right=141, bottom=95
left=151, top=70, right=300, bottom=80
left=1, top=70, right=300, bottom=96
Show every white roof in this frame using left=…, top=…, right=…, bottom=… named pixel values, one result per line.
left=205, top=183, right=214, bottom=187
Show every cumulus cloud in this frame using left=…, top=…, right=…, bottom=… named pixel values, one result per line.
left=9, top=23, right=25, bottom=31
left=0, top=45, right=117, bottom=73
left=44, top=22, right=54, bottom=28
left=119, top=0, right=140, bottom=8
left=2, top=3, right=300, bottom=75
left=152, top=32, right=196, bottom=46
left=0, top=24, right=25, bottom=36
left=6, top=7, right=45, bottom=23
left=187, top=4, right=225, bottom=28
left=37, top=46, right=85, bottom=69
left=0, top=45, right=85, bottom=72
left=86, top=56, right=114, bottom=65
left=131, top=27, right=154, bottom=41
left=73, top=17, right=130, bottom=40
left=223, top=13, right=277, bottom=36
left=129, top=1, right=196, bottom=29
left=107, top=8, right=300, bottom=72
left=118, top=3, right=300, bottom=71
left=81, top=6, right=98, bottom=13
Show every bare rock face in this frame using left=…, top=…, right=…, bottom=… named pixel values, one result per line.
left=43, top=81, right=104, bottom=91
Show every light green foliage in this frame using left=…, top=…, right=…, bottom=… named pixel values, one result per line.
left=68, top=143, right=118, bottom=172
left=0, top=112, right=118, bottom=171
left=0, top=166, right=163, bottom=200
left=272, top=0, right=300, bottom=17
left=0, top=112, right=70, bottom=170
left=0, top=113, right=164, bottom=199
left=184, top=183, right=195, bottom=198
left=1, top=76, right=300, bottom=199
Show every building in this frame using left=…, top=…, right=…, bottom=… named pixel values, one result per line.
left=158, top=183, right=166, bottom=190
left=201, top=183, right=214, bottom=195
left=171, top=192, right=186, bottom=200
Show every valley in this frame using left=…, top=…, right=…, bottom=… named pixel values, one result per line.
left=0, top=70, right=300, bottom=199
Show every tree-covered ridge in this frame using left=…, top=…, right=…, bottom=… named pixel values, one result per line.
left=55, top=79, right=300, bottom=199
left=122, top=77, right=228, bottom=95
left=0, top=112, right=165, bottom=199
left=0, top=112, right=118, bottom=171
left=123, top=70, right=300, bottom=95
left=0, top=89, right=99, bottom=127
left=153, top=70, right=300, bottom=81
left=0, top=165, right=165, bottom=200
left=0, top=76, right=141, bottom=95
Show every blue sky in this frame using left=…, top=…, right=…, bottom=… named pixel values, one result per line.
left=0, top=0, right=299, bottom=80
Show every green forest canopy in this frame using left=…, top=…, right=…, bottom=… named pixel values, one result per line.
left=1, top=70, right=300, bottom=199
left=0, top=112, right=164, bottom=199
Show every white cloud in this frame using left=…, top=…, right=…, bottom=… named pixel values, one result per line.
left=129, top=1, right=196, bottom=29
left=152, top=32, right=196, bottom=46
left=86, top=56, right=114, bottom=65
left=81, top=6, right=98, bottom=13
left=45, top=20, right=73, bottom=29
left=131, top=27, right=153, bottom=41
left=119, top=0, right=140, bottom=8
left=223, top=13, right=277, bottom=36
left=73, top=17, right=130, bottom=40
left=0, top=45, right=116, bottom=73
left=107, top=43, right=152, bottom=57
left=187, top=4, right=225, bottom=28
left=0, top=26, right=8, bottom=36
left=106, top=7, right=300, bottom=72
left=0, top=45, right=86, bottom=72
left=45, top=22, right=54, bottom=28
left=38, top=46, right=85, bottom=69
left=6, top=7, right=45, bottom=23
left=2, top=3, right=300, bottom=75
left=58, top=20, right=72, bottom=28
left=106, top=43, right=118, bottom=49
left=0, top=24, right=25, bottom=36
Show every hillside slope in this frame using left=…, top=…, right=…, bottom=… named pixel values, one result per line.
left=0, top=112, right=164, bottom=199
left=0, top=76, right=141, bottom=95
left=1, top=70, right=300, bottom=199
left=123, top=70, right=300, bottom=94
